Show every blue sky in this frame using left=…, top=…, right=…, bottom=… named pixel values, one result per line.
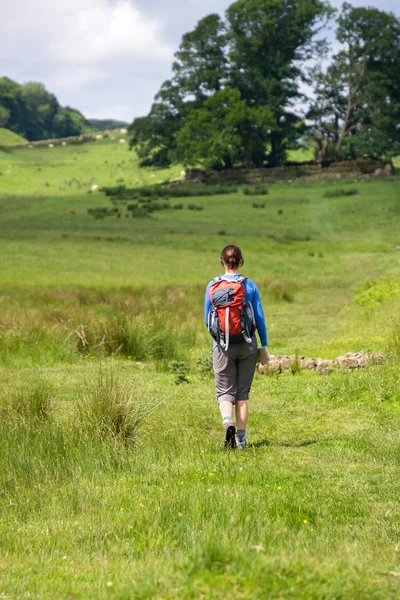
left=1, top=0, right=399, bottom=122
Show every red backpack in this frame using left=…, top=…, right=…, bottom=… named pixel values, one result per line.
left=207, top=276, right=256, bottom=350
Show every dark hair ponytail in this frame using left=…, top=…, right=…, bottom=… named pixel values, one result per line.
left=221, top=245, right=244, bottom=270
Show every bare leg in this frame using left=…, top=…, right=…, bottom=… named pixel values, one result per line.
left=219, top=400, right=234, bottom=422
left=235, top=401, right=248, bottom=430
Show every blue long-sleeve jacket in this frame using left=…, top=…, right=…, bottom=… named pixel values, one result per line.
left=204, top=274, right=268, bottom=347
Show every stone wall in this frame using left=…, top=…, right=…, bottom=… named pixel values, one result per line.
left=257, top=351, right=388, bottom=375
left=185, top=160, right=393, bottom=184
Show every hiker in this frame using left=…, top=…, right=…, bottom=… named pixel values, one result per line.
left=204, top=245, right=269, bottom=449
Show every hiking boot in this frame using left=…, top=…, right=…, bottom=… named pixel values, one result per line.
left=236, top=437, right=246, bottom=450
left=224, top=424, right=237, bottom=448
left=222, top=417, right=237, bottom=449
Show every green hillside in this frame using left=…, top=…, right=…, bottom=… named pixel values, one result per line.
left=1, top=137, right=400, bottom=599
left=0, top=136, right=181, bottom=195
left=0, top=127, right=27, bottom=145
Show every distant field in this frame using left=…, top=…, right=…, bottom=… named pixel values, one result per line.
left=1, top=137, right=400, bottom=599
left=0, top=127, right=27, bottom=146
left=0, top=136, right=181, bottom=195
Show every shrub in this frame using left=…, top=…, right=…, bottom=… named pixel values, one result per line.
left=252, top=202, right=265, bottom=209
left=355, top=277, right=400, bottom=308
left=243, top=184, right=269, bottom=196
left=169, top=361, right=190, bottom=385
left=173, top=203, right=184, bottom=210
left=101, top=183, right=237, bottom=201
left=324, top=188, right=359, bottom=198
left=196, top=356, right=213, bottom=376
left=87, top=207, right=118, bottom=218
left=187, top=204, right=204, bottom=211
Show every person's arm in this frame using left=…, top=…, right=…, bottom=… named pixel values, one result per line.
left=204, top=283, right=212, bottom=327
left=251, top=283, right=268, bottom=348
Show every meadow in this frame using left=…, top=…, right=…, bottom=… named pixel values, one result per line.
left=1, top=138, right=400, bottom=599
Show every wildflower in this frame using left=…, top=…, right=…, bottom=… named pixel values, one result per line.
left=303, top=519, right=308, bottom=524
left=156, top=506, right=161, bottom=511
left=139, top=503, right=144, bottom=508
left=277, top=486, right=282, bottom=491
left=106, top=582, right=113, bottom=588
left=120, top=507, right=124, bottom=511
left=179, top=481, right=183, bottom=485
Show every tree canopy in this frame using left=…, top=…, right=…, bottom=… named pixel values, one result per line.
left=129, top=0, right=400, bottom=168
left=0, top=77, right=92, bottom=141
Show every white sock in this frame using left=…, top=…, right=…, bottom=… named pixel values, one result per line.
left=222, top=416, right=234, bottom=429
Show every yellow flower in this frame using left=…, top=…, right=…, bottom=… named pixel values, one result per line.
left=179, top=481, right=183, bottom=485
left=277, top=486, right=282, bottom=490
left=303, top=519, right=308, bottom=524
left=120, top=507, right=124, bottom=511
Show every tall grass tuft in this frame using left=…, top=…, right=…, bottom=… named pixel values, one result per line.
left=73, top=371, right=160, bottom=444
left=1, top=378, right=54, bottom=425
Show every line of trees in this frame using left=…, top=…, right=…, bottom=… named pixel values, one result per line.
left=0, top=77, right=93, bottom=141
left=129, top=0, right=400, bottom=169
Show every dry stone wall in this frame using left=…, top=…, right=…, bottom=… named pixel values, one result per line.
left=258, top=351, right=388, bottom=375
left=185, top=160, right=393, bottom=184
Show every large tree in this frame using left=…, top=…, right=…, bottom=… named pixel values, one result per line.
left=310, top=3, right=400, bottom=161
left=226, top=0, right=332, bottom=165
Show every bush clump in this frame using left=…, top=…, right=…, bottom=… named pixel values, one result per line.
left=87, top=207, right=119, bottom=219
left=324, top=188, right=359, bottom=198
left=243, top=184, right=269, bottom=196
left=101, top=183, right=237, bottom=201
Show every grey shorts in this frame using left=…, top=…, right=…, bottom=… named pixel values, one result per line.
left=212, top=338, right=258, bottom=405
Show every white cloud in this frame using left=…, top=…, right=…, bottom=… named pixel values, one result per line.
left=44, top=0, right=172, bottom=64
left=2, top=0, right=172, bottom=66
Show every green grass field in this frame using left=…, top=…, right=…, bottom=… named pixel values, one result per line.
left=1, top=138, right=400, bottom=599
left=0, top=127, right=27, bottom=146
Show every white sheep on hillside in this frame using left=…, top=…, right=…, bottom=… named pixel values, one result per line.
left=91, top=184, right=99, bottom=192
left=120, top=128, right=127, bottom=134
left=119, top=139, right=126, bottom=144
left=95, top=134, right=102, bottom=140
left=62, top=142, right=67, bottom=146
left=49, top=144, right=54, bottom=148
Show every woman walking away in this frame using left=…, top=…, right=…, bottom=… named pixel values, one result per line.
left=204, top=245, right=269, bottom=449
